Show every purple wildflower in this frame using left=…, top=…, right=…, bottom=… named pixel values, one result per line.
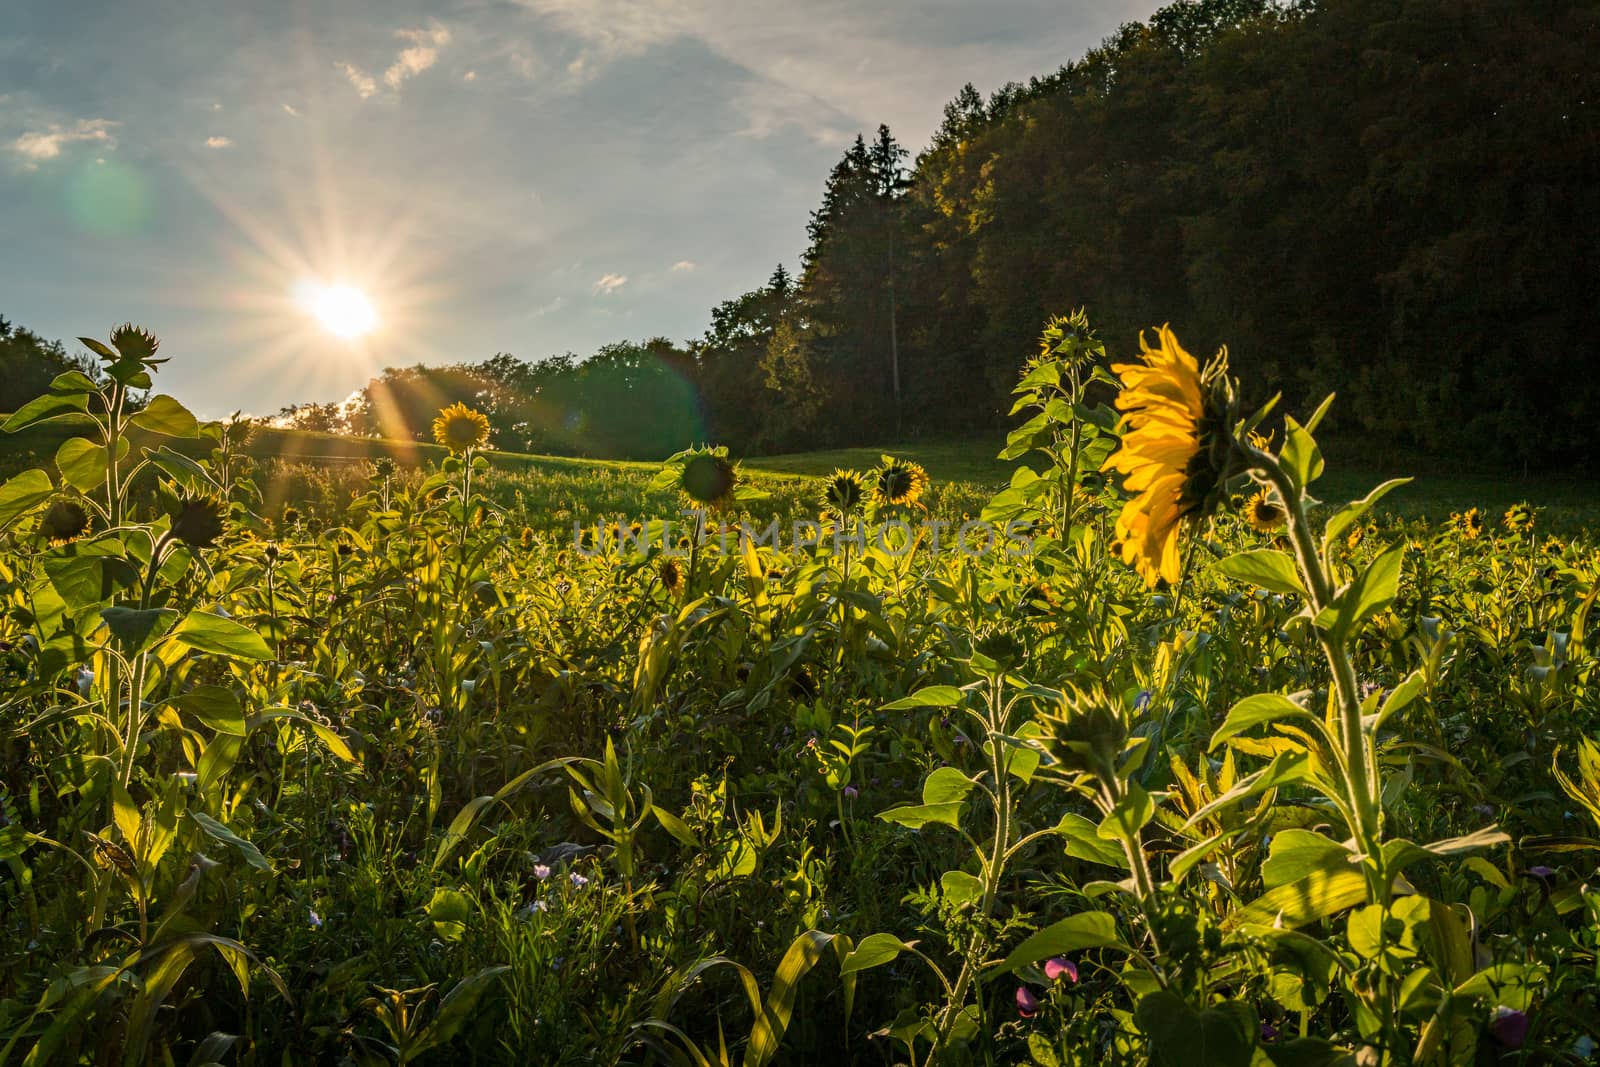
left=1015, top=986, right=1040, bottom=1018
left=1489, top=1006, right=1529, bottom=1049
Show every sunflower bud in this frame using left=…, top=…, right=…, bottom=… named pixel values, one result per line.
left=1036, top=688, right=1128, bottom=782
left=169, top=496, right=225, bottom=549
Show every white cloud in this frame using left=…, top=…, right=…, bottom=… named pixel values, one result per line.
left=510, top=0, right=1147, bottom=145
left=205, top=135, right=233, bottom=148
left=282, top=103, right=300, bottom=116
left=339, top=62, right=378, bottom=98
left=670, top=260, right=696, bottom=272
left=463, top=70, right=477, bottom=82
left=10, top=118, right=116, bottom=166
left=385, top=23, right=451, bottom=89
left=591, top=273, right=628, bottom=294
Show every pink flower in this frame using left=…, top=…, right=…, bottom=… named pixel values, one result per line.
left=1044, top=957, right=1078, bottom=983
left=1015, top=986, right=1041, bottom=1017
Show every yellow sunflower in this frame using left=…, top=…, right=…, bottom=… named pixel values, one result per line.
left=1457, top=507, right=1484, bottom=540
left=659, top=557, right=685, bottom=595
left=1243, top=490, right=1286, bottom=533
left=1101, top=325, right=1234, bottom=587
left=1503, top=503, right=1534, bottom=534
left=432, top=402, right=491, bottom=453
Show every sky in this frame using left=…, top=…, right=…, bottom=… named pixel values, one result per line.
left=2, top=0, right=1148, bottom=418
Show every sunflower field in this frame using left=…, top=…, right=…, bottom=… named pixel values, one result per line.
left=0, top=316, right=1597, bottom=1066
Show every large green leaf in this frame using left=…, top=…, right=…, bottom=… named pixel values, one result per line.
left=44, top=540, right=138, bottom=609
left=2, top=391, right=89, bottom=432
left=170, top=685, right=247, bottom=735
left=54, top=437, right=122, bottom=494
left=1322, top=478, right=1411, bottom=553
left=745, top=930, right=837, bottom=1067
left=170, top=611, right=273, bottom=660
left=188, top=811, right=271, bottom=872
left=145, top=445, right=221, bottom=495
left=880, top=685, right=966, bottom=711
left=0, top=469, right=56, bottom=530
left=1210, top=692, right=1315, bottom=751
left=1317, top=542, right=1404, bottom=640
left=921, top=766, right=978, bottom=806
left=838, top=932, right=913, bottom=976
left=1260, top=830, right=1352, bottom=889
left=1058, top=812, right=1127, bottom=867
left=100, top=606, right=178, bottom=655
left=877, top=802, right=964, bottom=830
left=995, top=911, right=1124, bottom=974
left=1215, top=550, right=1304, bottom=597
left=1135, top=991, right=1257, bottom=1067
left=1226, top=867, right=1369, bottom=930
left=128, top=394, right=200, bottom=438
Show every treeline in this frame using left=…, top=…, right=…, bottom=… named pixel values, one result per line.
left=16, top=0, right=1596, bottom=463
left=292, top=0, right=1596, bottom=462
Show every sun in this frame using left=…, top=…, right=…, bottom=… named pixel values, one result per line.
left=295, top=280, right=379, bottom=339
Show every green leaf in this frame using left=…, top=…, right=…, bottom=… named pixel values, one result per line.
left=746, top=930, right=837, bottom=1067
left=838, top=932, right=913, bottom=976
left=1261, top=830, right=1353, bottom=889
left=2, top=391, right=89, bottom=433
left=44, top=540, right=139, bottom=608
left=0, top=469, right=57, bottom=530
left=49, top=370, right=99, bottom=394
left=427, top=887, right=472, bottom=942
left=1322, top=478, right=1411, bottom=553
left=1371, top=671, right=1425, bottom=730
left=100, top=606, right=178, bottom=655
left=1278, top=414, right=1325, bottom=493
left=880, top=685, right=965, bottom=711
left=145, top=445, right=221, bottom=495
left=1226, top=867, right=1369, bottom=930
left=1135, top=990, right=1257, bottom=1067
left=187, top=811, right=271, bottom=872
left=1215, top=549, right=1304, bottom=596
left=196, top=733, right=243, bottom=794
left=1183, top=750, right=1312, bottom=830
left=128, top=394, right=200, bottom=438
left=651, top=804, right=700, bottom=848
left=921, top=766, right=978, bottom=806
left=55, top=438, right=120, bottom=493
left=1347, top=895, right=1429, bottom=961
left=1098, top=782, right=1155, bottom=841
left=995, top=912, right=1123, bottom=974
left=1058, top=812, right=1127, bottom=867
left=170, top=685, right=246, bottom=735
left=1318, top=542, right=1404, bottom=640
left=170, top=611, right=273, bottom=660
left=411, top=967, right=510, bottom=1057
left=940, top=870, right=983, bottom=908
left=877, top=802, right=964, bottom=831
left=1210, top=692, right=1314, bottom=750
